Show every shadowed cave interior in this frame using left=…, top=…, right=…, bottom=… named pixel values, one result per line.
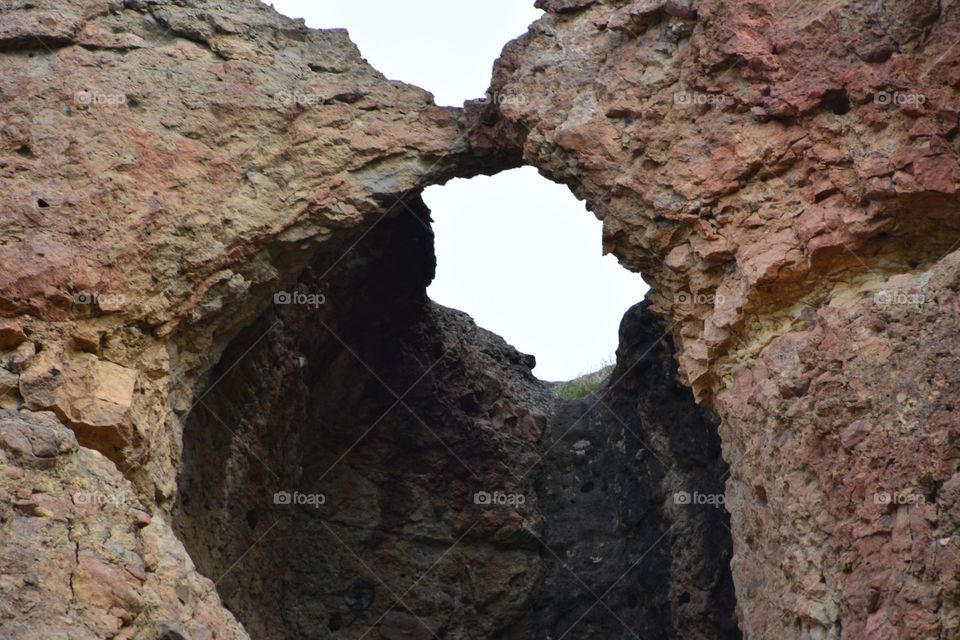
left=174, top=189, right=738, bottom=640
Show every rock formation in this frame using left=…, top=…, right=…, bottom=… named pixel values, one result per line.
left=174, top=202, right=551, bottom=639
left=507, top=301, right=737, bottom=640
left=471, top=0, right=960, bottom=637
left=1, top=0, right=958, bottom=638
left=0, top=409, right=247, bottom=639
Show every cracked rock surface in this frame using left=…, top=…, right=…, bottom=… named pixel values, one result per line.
left=2, top=0, right=959, bottom=638
left=0, top=409, right=247, bottom=639
left=472, top=0, right=960, bottom=636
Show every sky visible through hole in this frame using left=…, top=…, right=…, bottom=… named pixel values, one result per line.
left=425, top=170, right=648, bottom=380
left=271, top=0, right=650, bottom=380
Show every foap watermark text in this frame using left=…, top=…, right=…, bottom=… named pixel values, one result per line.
left=274, top=490, right=327, bottom=508
left=474, top=490, right=526, bottom=507
left=674, top=491, right=725, bottom=508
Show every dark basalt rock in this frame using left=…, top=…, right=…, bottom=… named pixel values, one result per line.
left=505, top=301, right=737, bottom=640
left=175, top=198, right=735, bottom=639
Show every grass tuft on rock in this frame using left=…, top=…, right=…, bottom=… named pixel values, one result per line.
left=553, top=364, right=614, bottom=400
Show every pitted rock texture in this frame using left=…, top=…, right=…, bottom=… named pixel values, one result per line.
left=506, top=301, right=737, bottom=640
left=473, top=0, right=960, bottom=637
left=0, top=410, right=247, bottom=639
left=0, top=1, right=533, bottom=635
left=718, top=254, right=960, bottom=639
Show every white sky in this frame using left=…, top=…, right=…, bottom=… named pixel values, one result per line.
left=270, top=1, right=649, bottom=380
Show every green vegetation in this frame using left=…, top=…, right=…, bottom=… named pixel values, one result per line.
left=555, top=377, right=602, bottom=400
left=553, top=363, right=614, bottom=400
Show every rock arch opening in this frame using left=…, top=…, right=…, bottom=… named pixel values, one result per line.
left=426, top=167, right=648, bottom=382
left=172, top=184, right=737, bottom=639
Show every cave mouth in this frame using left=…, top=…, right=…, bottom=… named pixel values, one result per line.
left=173, top=187, right=736, bottom=639
left=426, top=167, right=649, bottom=382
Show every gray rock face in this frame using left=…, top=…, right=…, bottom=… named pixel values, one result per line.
left=506, top=302, right=737, bottom=640
left=175, top=202, right=550, bottom=639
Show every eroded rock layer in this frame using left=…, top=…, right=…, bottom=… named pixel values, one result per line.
left=2, top=0, right=958, bottom=638
left=473, top=0, right=960, bottom=637
left=0, top=0, right=523, bottom=635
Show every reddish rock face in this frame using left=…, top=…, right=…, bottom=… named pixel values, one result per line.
left=470, top=0, right=960, bottom=636
left=471, top=0, right=960, bottom=401
left=0, top=0, right=492, bottom=496
left=2, top=0, right=959, bottom=638
left=718, top=256, right=960, bottom=639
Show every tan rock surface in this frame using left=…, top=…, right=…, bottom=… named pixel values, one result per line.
left=0, top=409, right=247, bottom=639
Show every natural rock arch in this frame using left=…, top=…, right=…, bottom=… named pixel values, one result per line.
left=0, top=0, right=958, bottom=638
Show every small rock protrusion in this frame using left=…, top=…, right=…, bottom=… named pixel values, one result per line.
left=157, top=622, right=189, bottom=640
left=379, top=611, right=439, bottom=640
left=72, top=330, right=102, bottom=354
left=0, top=319, right=27, bottom=350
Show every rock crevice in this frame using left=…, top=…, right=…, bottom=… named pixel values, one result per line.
left=173, top=197, right=736, bottom=639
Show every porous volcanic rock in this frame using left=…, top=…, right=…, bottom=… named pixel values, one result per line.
left=472, top=0, right=960, bottom=637
left=172, top=199, right=735, bottom=639
left=506, top=301, right=737, bottom=640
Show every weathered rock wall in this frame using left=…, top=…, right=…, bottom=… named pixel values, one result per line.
left=0, top=0, right=498, bottom=503
left=173, top=197, right=734, bottom=639
left=507, top=301, right=737, bottom=640
left=472, top=0, right=960, bottom=637
left=0, top=409, right=248, bottom=639
left=174, top=200, right=550, bottom=639
left=4, top=0, right=958, bottom=638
